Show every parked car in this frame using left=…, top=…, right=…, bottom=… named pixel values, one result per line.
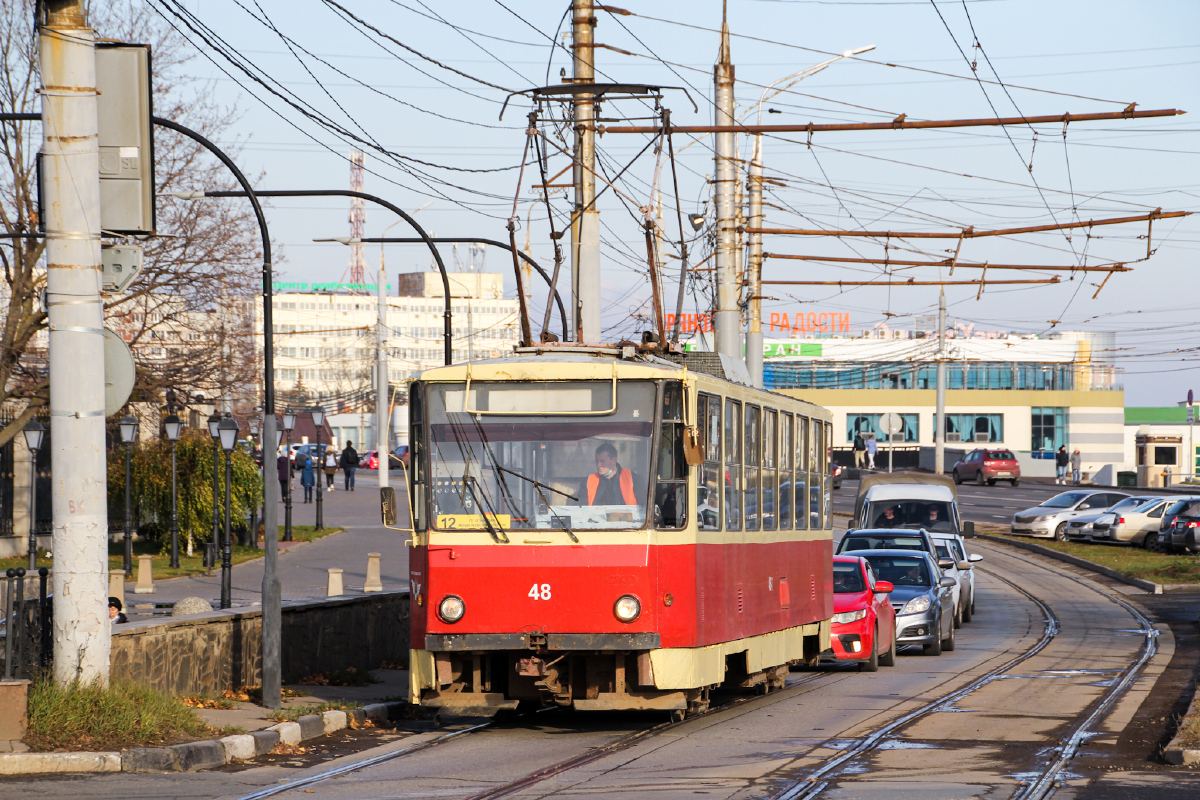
left=393, top=445, right=411, bottom=468
left=858, top=550, right=957, bottom=656
left=831, top=462, right=844, bottom=491
left=836, top=528, right=940, bottom=562
left=827, top=555, right=897, bottom=671
left=1010, top=490, right=1130, bottom=540
left=928, top=530, right=983, bottom=626
left=1151, top=497, right=1200, bottom=553
left=853, top=473, right=961, bottom=534
left=1166, top=498, right=1200, bottom=554
left=1068, top=496, right=1164, bottom=545
left=951, top=448, right=1021, bottom=486
left=360, top=449, right=407, bottom=470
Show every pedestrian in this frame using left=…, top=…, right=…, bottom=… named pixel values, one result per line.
left=276, top=449, right=289, bottom=501
left=853, top=431, right=866, bottom=469
left=865, top=434, right=878, bottom=470
left=1055, top=445, right=1069, bottom=485
left=1070, top=448, right=1082, bottom=486
left=340, top=440, right=359, bottom=491
left=324, top=448, right=338, bottom=491
left=300, top=454, right=315, bottom=503
left=108, top=597, right=127, bottom=626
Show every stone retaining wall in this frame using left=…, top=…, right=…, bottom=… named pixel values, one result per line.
left=109, top=591, right=408, bottom=696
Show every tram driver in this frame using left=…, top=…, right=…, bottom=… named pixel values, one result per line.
left=586, top=442, right=640, bottom=506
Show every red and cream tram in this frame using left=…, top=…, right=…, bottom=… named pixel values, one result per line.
left=388, top=347, right=833, bottom=718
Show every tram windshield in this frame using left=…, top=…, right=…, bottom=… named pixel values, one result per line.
left=425, top=380, right=656, bottom=532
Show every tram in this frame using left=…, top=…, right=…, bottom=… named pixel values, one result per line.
left=383, top=345, right=834, bottom=718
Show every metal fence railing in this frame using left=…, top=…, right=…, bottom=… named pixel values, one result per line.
left=1, top=567, right=52, bottom=680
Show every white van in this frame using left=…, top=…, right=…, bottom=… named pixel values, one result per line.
left=853, top=473, right=962, bottom=535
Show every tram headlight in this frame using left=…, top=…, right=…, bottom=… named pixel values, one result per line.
left=438, top=595, right=465, bottom=623
left=613, top=594, right=641, bottom=623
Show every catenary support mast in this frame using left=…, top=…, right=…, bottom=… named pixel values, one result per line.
left=934, top=289, right=948, bottom=475
left=40, top=0, right=110, bottom=685
left=713, top=10, right=740, bottom=363
left=572, top=0, right=601, bottom=342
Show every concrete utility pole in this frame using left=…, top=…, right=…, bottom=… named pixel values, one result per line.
left=40, top=0, right=110, bottom=685
left=376, top=254, right=389, bottom=490
left=713, top=12, right=740, bottom=363
left=746, top=136, right=763, bottom=387
left=571, top=0, right=601, bottom=343
left=934, top=289, right=948, bottom=474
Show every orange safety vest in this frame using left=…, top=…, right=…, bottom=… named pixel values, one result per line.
left=587, top=467, right=636, bottom=505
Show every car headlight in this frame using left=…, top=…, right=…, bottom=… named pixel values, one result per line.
left=901, top=596, right=931, bottom=615
left=614, top=595, right=641, bottom=623
left=832, top=609, right=867, bottom=625
left=437, top=595, right=465, bottom=623
left=1034, top=515, right=1052, bottom=522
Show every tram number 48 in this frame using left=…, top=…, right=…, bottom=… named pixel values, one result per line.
left=528, top=583, right=552, bottom=600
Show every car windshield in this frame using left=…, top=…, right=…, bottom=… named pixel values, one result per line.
left=862, top=554, right=931, bottom=587
left=1041, top=492, right=1090, bottom=509
left=866, top=500, right=954, bottom=531
left=426, top=380, right=655, bottom=531
left=987, top=451, right=1014, bottom=460
left=1109, top=497, right=1149, bottom=512
left=841, top=534, right=927, bottom=553
left=832, top=562, right=867, bottom=593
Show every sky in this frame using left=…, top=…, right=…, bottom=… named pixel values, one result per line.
left=146, top=0, right=1200, bottom=405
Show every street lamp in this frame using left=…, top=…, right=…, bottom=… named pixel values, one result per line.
left=22, top=419, right=45, bottom=571
left=218, top=414, right=240, bottom=609
left=119, top=415, right=140, bottom=578
left=282, top=407, right=296, bottom=542
left=163, top=414, right=183, bottom=569
left=310, top=405, right=326, bottom=531
left=207, top=411, right=221, bottom=571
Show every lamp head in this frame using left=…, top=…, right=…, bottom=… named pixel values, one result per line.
left=207, top=412, right=221, bottom=440
left=218, top=414, right=240, bottom=452
left=119, top=414, right=140, bottom=445
left=163, top=414, right=183, bottom=442
left=310, top=405, right=326, bottom=428
left=282, top=407, right=297, bottom=432
left=22, top=419, right=45, bottom=452
left=689, top=213, right=706, bottom=232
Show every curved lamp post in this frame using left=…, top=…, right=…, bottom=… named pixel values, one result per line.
left=218, top=414, right=240, bottom=608
left=282, top=407, right=296, bottom=542
left=163, top=414, right=183, bottom=569
left=22, top=419, right=46, bottom=570
left=311, top=405, right=326, bottom=531
left=118, top=415, right=140, bottom=578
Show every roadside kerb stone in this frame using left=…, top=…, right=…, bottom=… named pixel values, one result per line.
left=122, top=747, right=178, bottom=773
left=251, top=729, right=280, bottom=756
left=170, top=739, right=225, bottom=772
left=975, top=533, right=1163, bottom=593
left=220, top=734, right=257, bottom=762
left=270, top=720, right=302, bottom=745
left=1164, top=690, right=1200, bottom=766
left=347, top=708, right=367, bottom=727
left=363, top=702, right=392, bottom=720
left=0, top=752, right=121, bottom=775
left=322, top=710, right=348, bottom=734
left=296, top=714, right=325, bottom=740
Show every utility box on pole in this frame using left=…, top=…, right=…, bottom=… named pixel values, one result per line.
left=95, top=43, right=155, bottom=235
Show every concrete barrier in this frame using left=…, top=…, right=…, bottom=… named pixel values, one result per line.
left=133, top=554, right=155, bottom=594
left=327, top=568, right=343, bottom=597
left=364, top=553, right=383, bottom=592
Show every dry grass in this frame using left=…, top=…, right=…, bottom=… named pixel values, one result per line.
left=987, top=534, right=1200, bottom=585
left=1178, top=705, right=1200, bottom=748
left=266, top=701, right=362, bottom=723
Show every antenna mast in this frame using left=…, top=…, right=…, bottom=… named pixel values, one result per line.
left=349, top=149, right=366, bottom=285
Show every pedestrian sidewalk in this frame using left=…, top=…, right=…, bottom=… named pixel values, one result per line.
left=125, top=473, right=411, bottom=620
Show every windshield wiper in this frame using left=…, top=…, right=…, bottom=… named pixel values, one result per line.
left=495, top=465, right=579, bottom=502
left=463, top=474, right=510, bottom=544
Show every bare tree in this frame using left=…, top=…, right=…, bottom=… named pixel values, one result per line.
left=0, top=0, right=267, bottom=444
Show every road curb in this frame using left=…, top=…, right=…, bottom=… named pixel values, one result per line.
left=974, top=533, right=1164, bottom=594
left=0, top=702, right=398, bottom=775
left=1164, top=690, right=1200, bottom=766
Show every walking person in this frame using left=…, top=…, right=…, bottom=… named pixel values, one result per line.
left=300, top=454, right=316, bottom=503
left=1055, top=445, right=1069, bottom=485
left=340, top=440, right=359, bottom=491
left=853, top=431, right=866, bottom=469
left=276, top=449, right=289, bottom=501
left=324, top=448, right=338, bottom=491
left=1070, top=448, right=1082, bottom=486
left=865, top=434, right=878, bottom=470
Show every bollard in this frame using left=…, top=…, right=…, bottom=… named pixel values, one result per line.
left=134, top=554, right=156, bottom=594
left=109, top=571, right=125, bottom=606
left=363, top=553, right=383, bottom=593
left=3, top=569, right=15, bottom=680
left=326, top=568, right=343, bottom=597
left=12, top=568, right=25, bottom=678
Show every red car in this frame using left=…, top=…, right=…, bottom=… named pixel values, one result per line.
left=830, top=555, right=897, bottom=671
left=952, top=448, right=1021, bottom=486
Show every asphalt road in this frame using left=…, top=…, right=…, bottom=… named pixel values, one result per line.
left=28, top=527, right=1200, bottom=800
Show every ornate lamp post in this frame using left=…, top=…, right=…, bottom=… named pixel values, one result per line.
left=22, top=419, right=46, bottom=571
left=163, top=414, right=183, bottom=569
left=218, top=414, right=240, bottom=608
left=118, top=415, right=140, bottom=578
left=207, top=412, right=222, bottom=570
left=310, top=405, right=326, bottom=531
left=248, top=414, right=262, bottom=550
left=282, top=407, right=296, bottom=542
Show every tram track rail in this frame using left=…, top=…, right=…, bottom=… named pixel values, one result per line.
left=772, top=541, right=1158, bottom=800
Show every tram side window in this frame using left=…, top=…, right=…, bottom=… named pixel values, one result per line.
left=795, top=415, right=809, bottom=531
left=779, top=412, right=793, bottom=530
left=810, top=420, right=825, bottom=529
left=655, top=382, right=687, bottom=529
left=698, top=393, right=721, bottom=531
left=410, top=383, right=426, bottom=531
left=823, top=421, right=833, bottom=529
left=745, top=405, right=760, bottom=532
left=762, top=409, right=777, bottom=531
left=725, top=399, right=742, bottom=531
